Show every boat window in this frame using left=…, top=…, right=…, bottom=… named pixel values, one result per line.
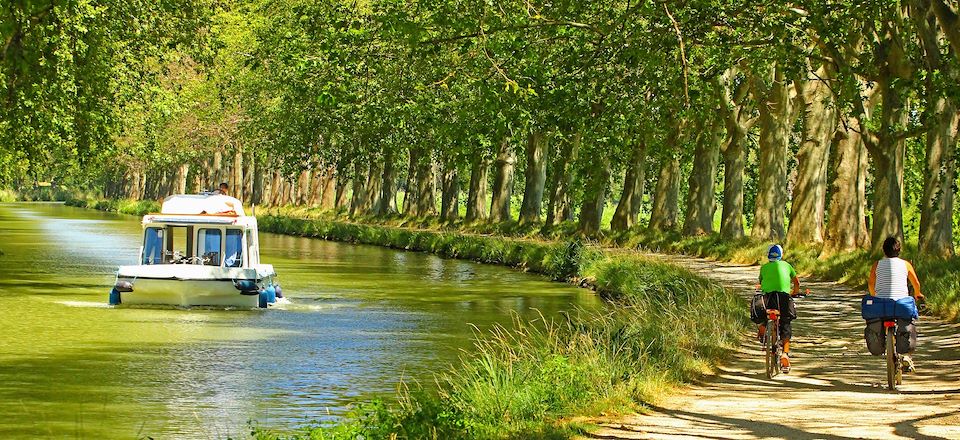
left=224, top=229, right=243, bottom=268
left=165, top=226, right=190, bottom=263
left=143, top=227, right=164, bottom=265
left=198, top=229, right=222, bottom=266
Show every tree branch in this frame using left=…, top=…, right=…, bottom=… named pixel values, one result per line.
left=663, top=3, right=690, bottom=108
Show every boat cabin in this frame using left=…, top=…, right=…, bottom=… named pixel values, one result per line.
left=139, top=194, right=261, bottom=269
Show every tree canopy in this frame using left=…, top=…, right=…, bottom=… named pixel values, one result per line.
left=3, top=0, right=960, bottom=257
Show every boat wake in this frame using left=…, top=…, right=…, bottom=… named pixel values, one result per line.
left=58, top=300, right=113, bottom=308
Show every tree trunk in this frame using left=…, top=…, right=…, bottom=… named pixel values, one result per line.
left=610, top=141, right=647, bottom=231
left=377, top=148, right=398, bottom=215
left=916, top=0, right=957, bottom=257
left=918, top=97, right=957, bottom=256
left=413, top=151, right=436, bottom=217
left=440, top=167, right=460, bottom=222
left=297, top=169, right=312, bottom=205
left=867, top=87, right=909, bottom=253
left=308, top=165, right=323, bottom=206
left=718, top=68, right=755, bottom=239
left=161, top=171, right=173, bottom=199
left=174, top=163, right=189, bottom=195
left=232, top=148, right=243, bottom=201
left=320, top=165, right=337, bottom=209
left=465, top=155, right=490, bottom=222
left=931, top=0, right=960, bottom=60
left=751, top=66, right=794, bottom=241
left=350, top=160, right=369, bottom=216
left=824, top=116, right=872, bottom=254
left=402, top=148, right=419, bottom=216
left=519, top=131, right=548, bottom=223
left=334, top=170, right=349, bottom=210
left=269, top=170, right=282, bottom=206
left=244, top=151, right=255, bottom=202
left=130, top=169, right=143, bottom=200
left=489, top=138, right=516, bottom=222
left=682, top=119, right=722, bottom=236
left=546, top=133, right=581, bottom=225
left=211, top=150, right=223, bottom=190
left=649, top=155, right=681, bottom=231
left=253, top=161, right=265, bottom=205
left=123, top=170, right=135, bottom=198
left=787, top=63, right=837, bottom=245
left=190, top=164, right=201, bottom=194
left=365, top=160, right=383, bottom=214
left=577, top=152, right=610, bottom=235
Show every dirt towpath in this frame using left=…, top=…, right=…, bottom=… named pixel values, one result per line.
left=581, top=255, right=960, bottom=440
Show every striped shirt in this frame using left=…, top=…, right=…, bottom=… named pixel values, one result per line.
left=874, top=257, right=910, bottom=300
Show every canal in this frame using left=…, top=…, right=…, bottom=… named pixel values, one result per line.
left=0, top=203, right=600, bottom=438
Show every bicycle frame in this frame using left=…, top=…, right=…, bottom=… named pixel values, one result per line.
left=764, top=308, right=782, bottom=379
left=883, top=319, right=902, bottom=390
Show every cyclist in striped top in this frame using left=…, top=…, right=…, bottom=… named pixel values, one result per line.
left=868, top=236, right=924, bottom=371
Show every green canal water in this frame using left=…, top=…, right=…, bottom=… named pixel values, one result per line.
left=0, top=203, right=601, bottom=439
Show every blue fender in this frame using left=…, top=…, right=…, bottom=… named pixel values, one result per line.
left=258, top=289, right=269, bottom=308
left=265, top=285, right=277, bottom=304
left=234, top=279, right=260, bottom=295
left=109, top=287, right=121, bottom=305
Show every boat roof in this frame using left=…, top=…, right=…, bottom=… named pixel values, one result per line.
left=141, top=194, right=257, bottom=227
left=160, top=194, right=246, bottom=217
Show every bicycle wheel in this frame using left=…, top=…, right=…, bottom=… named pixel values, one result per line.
left=886, top=326, right=897, bottom=390
left=765, top=318, right=779, bottom=379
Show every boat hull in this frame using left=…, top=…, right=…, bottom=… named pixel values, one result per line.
left=117, top=278, right=260, bottom=308
left=114, top=264, right=276, bottom=308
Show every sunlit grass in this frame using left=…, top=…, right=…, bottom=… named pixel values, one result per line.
left=65, top=197, right=160, bottom=216
left=0, top=189, right=17, bottom=202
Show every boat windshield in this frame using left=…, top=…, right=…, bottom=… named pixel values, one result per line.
left=198, top=228, right=222, bottom=266
left=224, top=229, right=243, bottom=267
left=142, top=227, right=164, bottom=264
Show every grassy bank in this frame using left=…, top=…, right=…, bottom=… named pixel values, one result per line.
left=265, top=206, right=960, bottom=322
left=64, top=197, right=160, bottom=216
left=255, top=215, right=746, bottom=439
left=0, top=189, right=17, bottom=202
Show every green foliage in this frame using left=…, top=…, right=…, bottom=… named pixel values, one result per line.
left=68, top=197, right=160, bottom=216
left=0, top=189, right=18, bottom=203
left=0, top=0, right=215, bottom=186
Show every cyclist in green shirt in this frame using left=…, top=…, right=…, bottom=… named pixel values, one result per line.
left=755, top=244, right=801, bottom=373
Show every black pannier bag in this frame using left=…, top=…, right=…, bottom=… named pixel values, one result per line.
left=863, top=319, right=917, bottom=355
left=750, top=293, right=767, bottom=324
left=896, top=319, right=918, bottom=354
left=864, top=320, right=885, bottom=355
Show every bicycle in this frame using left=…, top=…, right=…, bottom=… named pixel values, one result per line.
left=880, top=297, right=924, bottom=391
left=759, top=288, right=808, bottom=379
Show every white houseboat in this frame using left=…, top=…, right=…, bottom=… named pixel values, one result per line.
left=110, top=194, right=281, bottom=308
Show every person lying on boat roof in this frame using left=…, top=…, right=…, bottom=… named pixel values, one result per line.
left=213, top=182, right=229, bottom=197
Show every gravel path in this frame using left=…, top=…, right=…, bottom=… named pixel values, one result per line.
left=580, top=255, right=960, bottom=440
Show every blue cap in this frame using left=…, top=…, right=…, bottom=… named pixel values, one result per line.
left=768, top=244, right=783, bottom=261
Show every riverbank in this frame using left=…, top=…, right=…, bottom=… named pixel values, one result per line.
left=64, top=197, right=159, bottom=216
left=262, top=206, right=960, bottom=323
